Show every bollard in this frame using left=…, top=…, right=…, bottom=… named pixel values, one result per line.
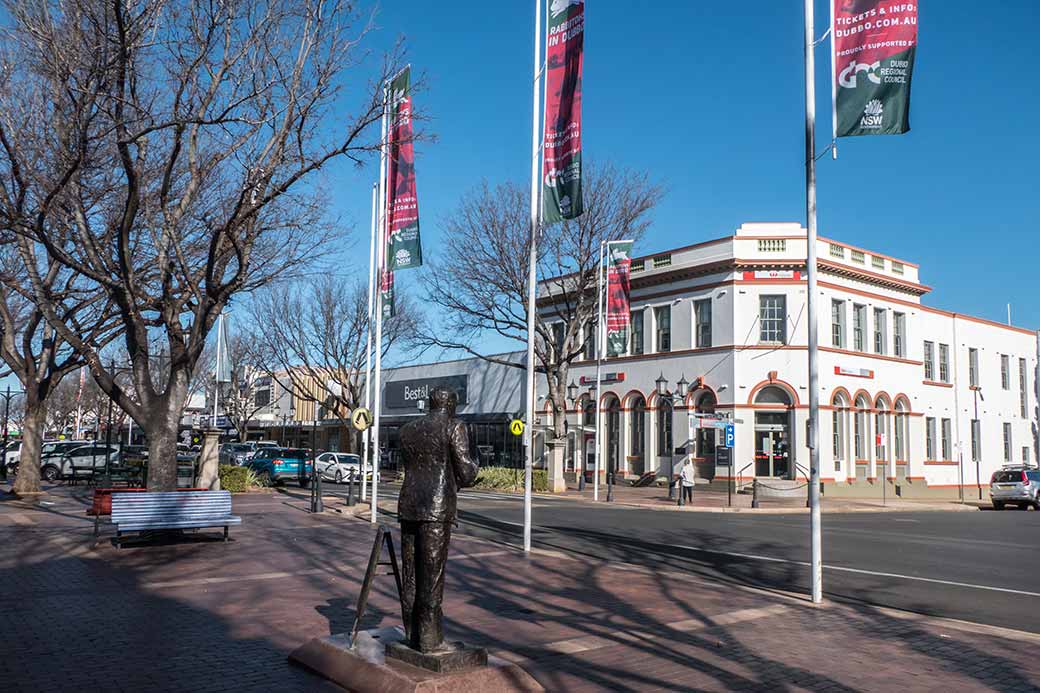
left=578, top=472, right=585, bottom=492
left=310, top=465, right=324, bottom=514
left=668, top=475, right=675, bottom=500
left=346, top=469, right=355, bottom=506
left=606, top=472, right=614, bottom=502
left=751, top=479, right=760, bottom=509
left=676, top=481, right=683, bottom=507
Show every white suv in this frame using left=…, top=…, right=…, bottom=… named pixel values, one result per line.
left=990, top=466, right=1040, bottom=510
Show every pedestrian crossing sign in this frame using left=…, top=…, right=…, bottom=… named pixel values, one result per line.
left=509, top=419, right=525, bottom=437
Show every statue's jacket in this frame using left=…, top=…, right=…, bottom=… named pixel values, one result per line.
left=397, top=413, right=480, bottom=523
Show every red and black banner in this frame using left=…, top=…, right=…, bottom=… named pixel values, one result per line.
left=833, top=1, right=918, bottom=137
left=386, top=67, right=422, bottom=270
left=380, top=269, right=395, bottom=319
left=542, top=0, right=584, bottom=223
left=605, top=242, right=633, bottom=357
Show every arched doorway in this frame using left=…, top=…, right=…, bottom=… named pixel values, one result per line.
left=628, top=395, right=646, bottom=476
left=692, top=390, right=718, bottom=479
left=581, top=398, right=595, bottom=477
left=854, top=394, right=871, bottom=481
left=604, top=396, right=621, bottom=479
left=754, top=385, right=793, bottom=479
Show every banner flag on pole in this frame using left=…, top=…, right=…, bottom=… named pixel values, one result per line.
left=605, top=241, right=633, bottom=357
left=386, top=67, right=422, bottom=270
left=380, top=269, right=395, bottom=319
left=215, top=313, right=232, bottom=383
left=833, top=1, right=917, bottom=137
left=542, top=0, right=584, bottom=223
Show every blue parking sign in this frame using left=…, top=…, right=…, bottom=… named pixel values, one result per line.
left=725, top=424, right=735, bottom=448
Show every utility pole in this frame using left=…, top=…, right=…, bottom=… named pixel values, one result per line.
left=802, top=0, right=823, bottom=605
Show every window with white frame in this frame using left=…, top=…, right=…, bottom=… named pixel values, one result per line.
left=893, top=312, right=906, bottom=358
left=853, top=304, right=866, bottom=351
left=1000, top=355, right=1010, bottom=390
left=1024, top=446, right=1031, bottom=464
left=657, top=400, right=673, bottom=455
left=894, top=404, right=907, bottom=461
left=831, top=300, right=845, bottom=348
left=1003, top=422, right=1012, bottom=462
left=923, top=341, right=935, bottom=380
left=875, top=407, right=887, bottom=460
left=925, top=417, right=936, bottom=460
left=873, top=308, right=887, bottom=355
left=941, top=418, right=952, bottom=460
left=970, top=419, right=981, bottom=462
left=854, top=396, right=870, bottom=460
left=551, top=322, right=565, bottom=363
left=630, top=309, right=644, bottom=356
left=653, top=305, right=671, bottom=352
left=939, top=344, right=950, bottom=383
left=583, top=320, right=595, bottom=361
left=832, top=393, right=849, bottom=470
left=968, top=348, right=979, bottom=387
left=759, top=295, right=787, bottom=344
left=694, top=298, right=712, bottom=348
left=1020, top=358, right=1028, bottom=418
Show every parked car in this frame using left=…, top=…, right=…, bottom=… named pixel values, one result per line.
left=51, top=444, right=122, bottom=480
left=990, top=466, right=1040, bottom=510
left=3, top=440, right=22, bottom=470
left=36, top=440, right=93, bottom=480
left=245, top=448, right=313, bottom=488
left=220, top=443, right=253, bottom=466
left=315, top=452, right=370, bottom=483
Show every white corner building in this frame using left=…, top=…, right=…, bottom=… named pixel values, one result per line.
left=538, top=223, right=1038, bottom=499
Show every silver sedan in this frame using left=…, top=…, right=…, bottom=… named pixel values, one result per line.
left=315, top=452, right=370, bottom=484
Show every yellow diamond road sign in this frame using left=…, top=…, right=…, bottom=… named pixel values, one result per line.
left=509, top=419, right=525, bottom=437
left=351, top=407, right=373, bottom=432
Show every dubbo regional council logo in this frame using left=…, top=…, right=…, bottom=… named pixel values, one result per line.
left=861, top=99, right=884, bottom=129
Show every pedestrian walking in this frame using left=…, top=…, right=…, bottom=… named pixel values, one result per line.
left=679, top=457, right=696, bottom=505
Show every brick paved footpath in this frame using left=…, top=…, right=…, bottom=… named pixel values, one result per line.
left=0, top=485, right=1036, bottom=692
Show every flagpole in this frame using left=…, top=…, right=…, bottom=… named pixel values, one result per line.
left=829, top=0, right=838, bottom=160
left=803, top=0, right=824, bottom=605
left=371, top=82, right=389, bottom=525
left=213, top=313, right=223, bottom=425
left=362, top=181, right=377, bottom=502
left=522, top=0, right=543, bottom=554
left=593, top=241, right=604, bottom=502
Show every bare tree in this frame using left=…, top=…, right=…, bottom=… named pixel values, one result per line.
left=421, top=164, right=660, bottom=451
left=0, top=250, right=120, bottom=494
left=249, top=275, right=416, bottom=452
left=0, top=0, right=403, bottom=488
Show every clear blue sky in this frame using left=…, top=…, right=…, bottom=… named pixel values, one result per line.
left=324, top=0, right=1039, bottom=358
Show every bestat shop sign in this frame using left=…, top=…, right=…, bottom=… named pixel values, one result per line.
left=384, top=375, right=468, bottom=410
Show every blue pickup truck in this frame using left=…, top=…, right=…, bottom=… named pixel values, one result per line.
left=245, top=448, right=314, bottom=488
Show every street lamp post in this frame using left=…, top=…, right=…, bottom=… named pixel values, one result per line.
left=0, top=385, right=23, bottom=482
left=310, top=412, right=323, bottom=513
left=656, top=374, right=689, bottom=503
left=566, top=381, right=583, bottom=491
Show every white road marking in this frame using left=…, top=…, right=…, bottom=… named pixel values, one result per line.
left=465, top=517, right=1040, bottom=599
left=667, top=542, right=1040, bottom=598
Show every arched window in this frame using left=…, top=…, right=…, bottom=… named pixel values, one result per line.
left=657, top=399, right=673, bottom=456
left=629, top=396, right=646, bottom=475
left=582, top=399, right=595, bottom=427
left=894, top=400, right=908, bottom=461
left=875, top=401, right=889, bottom=461
left=831, top=393, right=850, bottom=469
left=854, top=396, right=870, bottom=460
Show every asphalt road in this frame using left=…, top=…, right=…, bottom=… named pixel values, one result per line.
left=440, top=489, right=1040, bottom=635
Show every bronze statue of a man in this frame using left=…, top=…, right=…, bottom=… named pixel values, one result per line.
left=396, top=387, right=479, bottom=653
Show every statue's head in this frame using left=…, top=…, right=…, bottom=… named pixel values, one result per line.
left=427, top=387, right=458, bottom=416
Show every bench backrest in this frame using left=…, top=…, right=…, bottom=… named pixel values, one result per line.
left=111, top=490, right=233, bottom=524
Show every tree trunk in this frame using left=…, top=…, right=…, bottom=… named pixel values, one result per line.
left=12, top=395, right=46, bottom=496
left=145, top=377, right=189, bottom=491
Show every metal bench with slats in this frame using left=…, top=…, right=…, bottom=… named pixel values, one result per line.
left=108, top=490, right=241, bottom=548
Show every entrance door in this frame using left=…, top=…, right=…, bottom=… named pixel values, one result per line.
left=754, top=412, right=791, bottom=478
